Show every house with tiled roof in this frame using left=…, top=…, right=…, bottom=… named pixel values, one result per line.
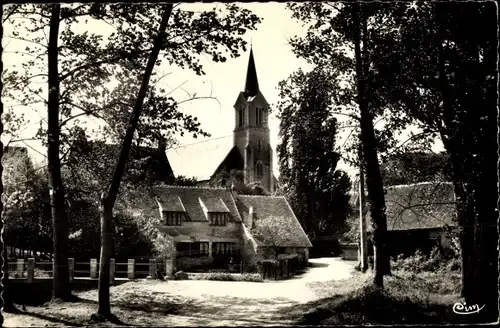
left=166, top=48, right=278, bottom=192
left=361, top=181, right=458, bottom=257
left=144, top=185, right=311, bottom=274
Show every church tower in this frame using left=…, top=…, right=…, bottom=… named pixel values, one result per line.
left=233, top=48, right=274, bottom=192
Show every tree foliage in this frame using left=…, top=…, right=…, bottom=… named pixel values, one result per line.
left=380, top=151, right=452, bottom=186
left=252, top=216, right=295, bottom=259
left=1, top=147, right=52, bottom=256
left=3, top=3, right=262, bottom=308
left=276, top=68, right=352, bottom=239
left=287, top=1, right=497, bottom=309
left=367, top=1, right=497, bottom=310
left=3, top=3, right=261, bottom=168
left=210, top=168, right=270, bottom=196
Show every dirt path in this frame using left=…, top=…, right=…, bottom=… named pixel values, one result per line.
left=2, top=258, right=356, bottom=327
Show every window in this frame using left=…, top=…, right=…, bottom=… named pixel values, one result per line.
left=258, top=140, right=261, bottom=152
left=212, top=242, right=235, bottom=256
left=165, top=212, right=183, bottom=226
left=177, top=242, right=209, bottom=257
left=238, top=107, right=244, bottom=126
left=256, top=161, right=263, bottom=177
left=200, top=242, right=209, bottom=256
left=256, top=107, right=262, bottom=125
left=210, top=212, right=227, bottom=226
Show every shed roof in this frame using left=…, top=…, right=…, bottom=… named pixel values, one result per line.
left=367, top=181, right=457, bottom=231
left=236, top=195, right=312, bottom=248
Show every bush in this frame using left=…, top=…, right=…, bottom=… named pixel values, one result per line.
left=175, top=256, right=213, bottom=272
left=188, top=272, right=263, bottom=282
left=391, top=247, right=460, bottom=273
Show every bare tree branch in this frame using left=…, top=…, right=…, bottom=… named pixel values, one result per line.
left=4, top=35, right=48, bottom=48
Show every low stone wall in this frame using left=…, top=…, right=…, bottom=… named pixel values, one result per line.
left=341, top=244, right=359, bottom=261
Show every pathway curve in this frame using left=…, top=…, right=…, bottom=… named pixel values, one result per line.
left=2, top=257, right=357, bottom=327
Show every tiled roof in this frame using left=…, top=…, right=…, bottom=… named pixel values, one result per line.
left=166, top=136, right=234, bottom=180
left=156, top=195, right=186, bottom=212
left=200, top=198, right=230, bottom=213
left=366, top=181, right=456, bottom=231
left=69, top=141, right=175, bottom=184
left=236, top=195, right=312, bottom=248
left=153, top=185, right=241, bottom=222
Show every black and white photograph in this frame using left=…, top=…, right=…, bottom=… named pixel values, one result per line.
left=0, top=1, right=498, bottom=326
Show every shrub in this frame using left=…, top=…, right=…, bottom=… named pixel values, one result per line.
left=391, top=246, right=460, bottom=273
left=188, top=272, right=263, bottom=282
left=175, top=256, right=213, bottom=272
left=34, top=268, right=51, bottom=278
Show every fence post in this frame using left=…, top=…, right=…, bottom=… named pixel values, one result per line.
left=90, top=258, right=98, bottom=279
left=127, top=259, right=135, bottom=279
left=110, top=258, right=115, bottom=284
left=165, top=259, right=173, bottom=278
left=17, top=259, right=24, bottom=278
left=68, top=258, right=74, bottom=282
left=27, top=258, right=35, bottom=283
left=149, top=259, right=156, bottom=278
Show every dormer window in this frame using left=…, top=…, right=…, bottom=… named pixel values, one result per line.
left=210, top=213, right=227, bottom=226
left=165, top=211, right=183, bottom=226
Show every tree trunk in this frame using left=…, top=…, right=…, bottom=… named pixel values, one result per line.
left=358, top=148, right=368, bottom=272
left=47, top=4, right=71, bottom=301
left=474, top=100, right=499, bottom=322
left=97, top=200, right=113, bottom=316
left=353, top=4, right=390, bottom=287
left=447, top=162, right=475, bottom=300
left=95, top=5, right=173, bottom=319
left=465, top=38, right=498, bottom=318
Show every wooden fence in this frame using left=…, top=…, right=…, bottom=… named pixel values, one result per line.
left=258, top=256, right=302, bottom=280
left=8, top=258, right=174, bottom=283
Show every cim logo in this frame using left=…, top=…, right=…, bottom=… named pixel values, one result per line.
left=452, top=302, right=485, bottom=315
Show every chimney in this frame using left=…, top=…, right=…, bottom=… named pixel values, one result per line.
left=247, top=206, right=254, bottom=229
left=230, top=182, right=239, bottom=199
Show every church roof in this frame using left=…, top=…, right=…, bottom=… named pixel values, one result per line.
left=244, top=48, right=260, bottom=98
left=166, top=136, right=234, bottom=181
left=68, top=141, right=175, bottom=185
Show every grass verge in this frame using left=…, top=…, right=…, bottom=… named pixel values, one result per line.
left=280, top=269, right=489, bottom=325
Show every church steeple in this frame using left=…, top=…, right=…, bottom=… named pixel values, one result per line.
left=244, top=48, right=259, bottom=97
left=233, top=46, right=274, bottom=192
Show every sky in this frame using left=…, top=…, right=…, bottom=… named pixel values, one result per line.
left=2, top=3, right=443, bottom=181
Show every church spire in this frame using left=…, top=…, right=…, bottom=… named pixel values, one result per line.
left=244, top=47, right=259, bottom=97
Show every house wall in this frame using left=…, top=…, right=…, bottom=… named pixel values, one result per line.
left=160, top=221, right=243, bottom=259
left=169, top=221, right=242, bottom=243
left=383, top=228, right=453, bottom=258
